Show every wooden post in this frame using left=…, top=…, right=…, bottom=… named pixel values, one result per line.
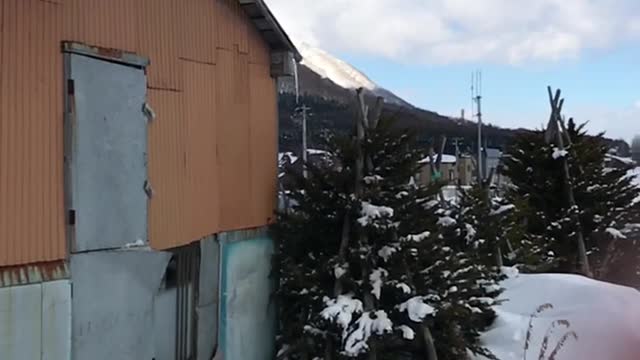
left=545, top=86, right=591, bottom=277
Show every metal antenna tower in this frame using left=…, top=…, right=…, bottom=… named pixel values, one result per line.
left=471, top=70, right=484, bottom=182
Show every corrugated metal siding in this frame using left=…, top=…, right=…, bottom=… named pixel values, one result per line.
left=216, top=49, right=251, bottom=231
left=232, top=0, right=249, bottom=54
left=0, top=0, right=65, bottom=266
left=179, top=0, right=217, bottom=64
left=0, top=0, right=277, bottom=265
left=215, top=0, right=235, bottom=51
left=136, top=0, right=182, bottom=90
left=247, top=23, right=271, bottom=65
left=183, top=61, right=219, bottom=242
left=249, top=64, right=278, bottom=226
left=63, top=0, right=138, bottom=52
left=147, top=89, right=189, bottom=250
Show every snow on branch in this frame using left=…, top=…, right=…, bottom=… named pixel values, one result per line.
left=404, top=230, right=431, bottom=242
left=490, top=204, right=516, bottom=216
left=321, top=295, right=363, bottom=329
left=552, top=147, right=568, bottom=159
left=343, top=311, right=393, bottom=357
left=605, top=227, right=627, bottom=239
left=398, top=296, right=435, bottom=322
left=370, top=268, right=388, bottom=300
left=358, top=202, right=394, bottom=227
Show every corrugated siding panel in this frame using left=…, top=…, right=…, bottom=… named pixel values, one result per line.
left=147, top=89, right=189, bottom=250
left=178, top=0, right=217, bottom=64
left=215, top=0, right=235, bottom=50
left=63, top=0, right=138, bottom=52
left=249, top=64, right=277, bottom=226
left=247, top=23, right=271, bottom=65
left=0, top=0, right=64, bottom=266
left=136, top=0, right=182, bottom=90
left=233, top=0, right=249, bottom=54
left=0, top=0, right=279, bottom=262
left=216, top=49, right=251, bottom=231
left=183, top=61, right=219, bottom=242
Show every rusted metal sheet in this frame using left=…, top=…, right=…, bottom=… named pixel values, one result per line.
left=0, top=261, right=69, bottom=288
left=216, top=49, right=252, bottom=231
left=0, top=0, right=65, bottom=266
left=63, top=0, right=138, bottom=52
left=0, top=0, right=281, bottom=260
left=136, top=0, right=183, bottom=90
left=247, top=22, right=271, bottom=65
left=183, top=61, right=220, bottom=242
left=62, top=42, right=149, bottom=68
left=215, top=0, right=236, bottom=51
left=232, top=0, right=250, bottom=54
left=249, top=63, right=278, bottom=226
left=178, top=0, right=217, bottom=64
left=147, top=89, right=190, bottom=250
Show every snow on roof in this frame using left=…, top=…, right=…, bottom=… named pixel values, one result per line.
left=606, top=154, right=636, bottom=165
left=419, top=154, right=457, bottom=164
left=477, top=269, right=640, bottom=360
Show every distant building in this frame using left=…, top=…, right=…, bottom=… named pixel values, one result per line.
left=417, top=154, right=457, bottom=186
left=416, top=154, right=476, bottom=186
left=457, top=155, right=475, bottom=186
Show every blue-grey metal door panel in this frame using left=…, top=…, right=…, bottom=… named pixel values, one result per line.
left=68, top=54, right=148, bottom=252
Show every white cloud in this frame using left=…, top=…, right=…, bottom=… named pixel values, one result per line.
left=266, top=0, right=640, bottom=65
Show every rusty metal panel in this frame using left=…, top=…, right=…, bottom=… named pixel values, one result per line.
left=63, top=0, right=138, bottom=52
left=233, top=0, right=250, bottom=54
left=247, top=21, right=271, bottom=65
left=0, top=260, right=69, bottom=288
left=183, top=61, right=219, bottom=242
left=215, top=0, right=235, bottom=50
left=66, top=53, right=148, bottom=253
left=179, top=0, right=217, bottom=64
left=249, top=63, right=278, bottom=226
left=136, top=0, right=182, bottom=90
left=147, top=89, right=190, bottom=250
left=0, top=0, right=65, bottom=267
left=216, top=49, right=252, bottom=231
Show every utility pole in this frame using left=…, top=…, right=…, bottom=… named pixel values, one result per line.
left=472, top=70, right=483, bottom=183
left=300, top=104, right=310, bottom=179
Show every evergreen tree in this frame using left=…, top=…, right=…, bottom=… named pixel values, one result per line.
left=501, top=119, right=640, bottom=279
left=273, top=116, right=502, bottom=359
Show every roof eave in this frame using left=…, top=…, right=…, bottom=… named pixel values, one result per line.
left=238, top=0, right=302, bottom=62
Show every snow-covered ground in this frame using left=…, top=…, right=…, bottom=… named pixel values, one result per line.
left=476, top=269, right=640, bottom=360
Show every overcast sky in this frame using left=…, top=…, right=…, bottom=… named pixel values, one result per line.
left=266, top=0, right=640, bottom=142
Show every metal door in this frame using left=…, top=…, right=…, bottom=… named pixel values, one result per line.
left=66, top=52, right=148, bottom=252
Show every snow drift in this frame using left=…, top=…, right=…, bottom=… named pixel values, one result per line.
left=476, top=269, right=640, bottom=360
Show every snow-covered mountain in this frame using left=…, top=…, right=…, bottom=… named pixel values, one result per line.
left=282, top=43, right=412, bottom=108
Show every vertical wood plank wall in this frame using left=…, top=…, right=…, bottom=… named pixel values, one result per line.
left=0, top=0, right=278, bottom=265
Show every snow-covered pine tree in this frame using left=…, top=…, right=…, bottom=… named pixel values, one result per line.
left=274, top=112, right=502, bottom=359
left=455, top=184, right=557, bottom=271
left=501, top=119, right=640, bottom=280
